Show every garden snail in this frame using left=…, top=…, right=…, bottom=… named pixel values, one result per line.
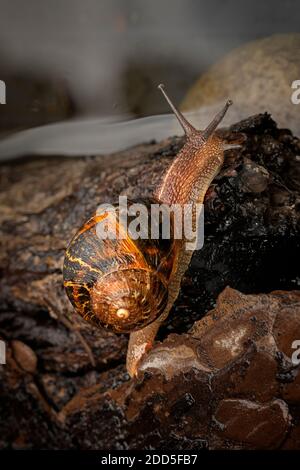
left=63, top=84, right=233, bottom=377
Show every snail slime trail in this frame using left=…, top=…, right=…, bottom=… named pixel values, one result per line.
left=63, top=84, right=233, bottom=377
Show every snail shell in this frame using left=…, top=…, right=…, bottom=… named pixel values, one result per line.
left=63, top=198, right=177, bottom=333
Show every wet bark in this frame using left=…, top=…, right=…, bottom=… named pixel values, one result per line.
left=0, top=113, right=299, bottom=449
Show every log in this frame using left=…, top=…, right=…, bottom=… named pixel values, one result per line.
left=0, top=113, right=299, bottom=449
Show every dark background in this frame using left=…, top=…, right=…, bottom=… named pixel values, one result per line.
left=0, top=0, right=299, bottom=117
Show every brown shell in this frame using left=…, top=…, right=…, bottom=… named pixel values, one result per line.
left=63, top=198, right=178, bottom=333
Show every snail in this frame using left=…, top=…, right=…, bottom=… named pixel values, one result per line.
left=63, top=84, right=233, bottom=377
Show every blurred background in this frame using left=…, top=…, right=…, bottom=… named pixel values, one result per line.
left=0, top=0, right=299, bottom=152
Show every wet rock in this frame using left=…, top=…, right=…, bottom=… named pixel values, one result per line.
left=238, top=158, right=270, bottom=193
left=11, top=340, right=37, bottom=374
left=56, top=288, right=300, bottom=450
left=281, top=368, right=300, bottom=405
left=213, top=398, right=290, bottom=449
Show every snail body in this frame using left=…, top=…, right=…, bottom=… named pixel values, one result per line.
left=63, top=85, right=232, bottom=376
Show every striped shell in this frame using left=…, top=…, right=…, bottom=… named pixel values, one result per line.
left=63, top=198, right=177, bottom=333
